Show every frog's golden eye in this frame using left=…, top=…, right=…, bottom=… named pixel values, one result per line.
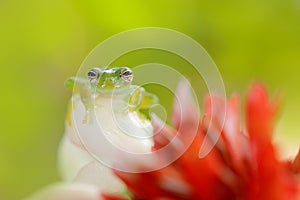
left=120, top=68, right=133, bottom=83
left=87, top=68, right=99, bottom=83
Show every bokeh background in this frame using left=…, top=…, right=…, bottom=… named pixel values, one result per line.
left=1, top=1, right=300, bottom=199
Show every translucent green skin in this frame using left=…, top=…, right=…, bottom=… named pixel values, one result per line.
left=65, top=67, right=158, bottom=124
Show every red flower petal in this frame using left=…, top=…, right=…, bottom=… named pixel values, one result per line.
left=246, top=83, right=280, bottom=147
left=101, top=82, right=300, bottom=200
left=291, top=149, right=300, bottom=174
left=101, top=193, right=128, bottom=200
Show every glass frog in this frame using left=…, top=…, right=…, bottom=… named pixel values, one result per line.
left=65, top=66, right=159, bottom=125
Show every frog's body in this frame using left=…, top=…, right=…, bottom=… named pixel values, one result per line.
left=65, top=67, right=158, bottom=124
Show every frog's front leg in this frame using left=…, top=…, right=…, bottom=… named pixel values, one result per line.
left=128, top=86, right=159, bottom=119
left=65, top=77, right=94, bottom=124
left=139, top=91, right=159, bottom=110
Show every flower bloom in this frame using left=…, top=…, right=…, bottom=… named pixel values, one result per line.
left=102, top=82, right=300, bottom=200
left=27, top=81, right=300, bottom=200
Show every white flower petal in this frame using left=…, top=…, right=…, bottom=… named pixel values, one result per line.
left=58, top=135, right=93, bottom=181
left=24, top=183, right=101, bottom=200
left=58, top=136, right=125, bottom=193
left=172, top=79, right=199, bottom=129
left=68, top=95, right=153, bottom=154
left=74, top=161, right=125, bottom=193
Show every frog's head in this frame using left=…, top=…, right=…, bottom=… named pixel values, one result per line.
left=87, top=67, right=134, bottom=90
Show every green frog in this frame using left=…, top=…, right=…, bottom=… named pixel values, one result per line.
left=65, top=66, right=158, bottom=124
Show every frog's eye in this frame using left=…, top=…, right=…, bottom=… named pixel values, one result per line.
left=87, top=68, right=100, bottom=84
left=120, top=68, right=134, bottom=83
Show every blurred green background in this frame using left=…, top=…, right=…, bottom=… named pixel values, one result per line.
left=1, top=0, right=300, bottom=199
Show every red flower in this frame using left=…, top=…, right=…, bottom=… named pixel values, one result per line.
left=103, top=82, right=300, bottom=200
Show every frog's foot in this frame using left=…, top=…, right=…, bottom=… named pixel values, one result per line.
left=127, top=86, right=144, bottom=110
left=82, top=109, right=95, bottom=124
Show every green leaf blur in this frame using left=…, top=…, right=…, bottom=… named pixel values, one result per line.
left=0, top=1, right=299, bottom=199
